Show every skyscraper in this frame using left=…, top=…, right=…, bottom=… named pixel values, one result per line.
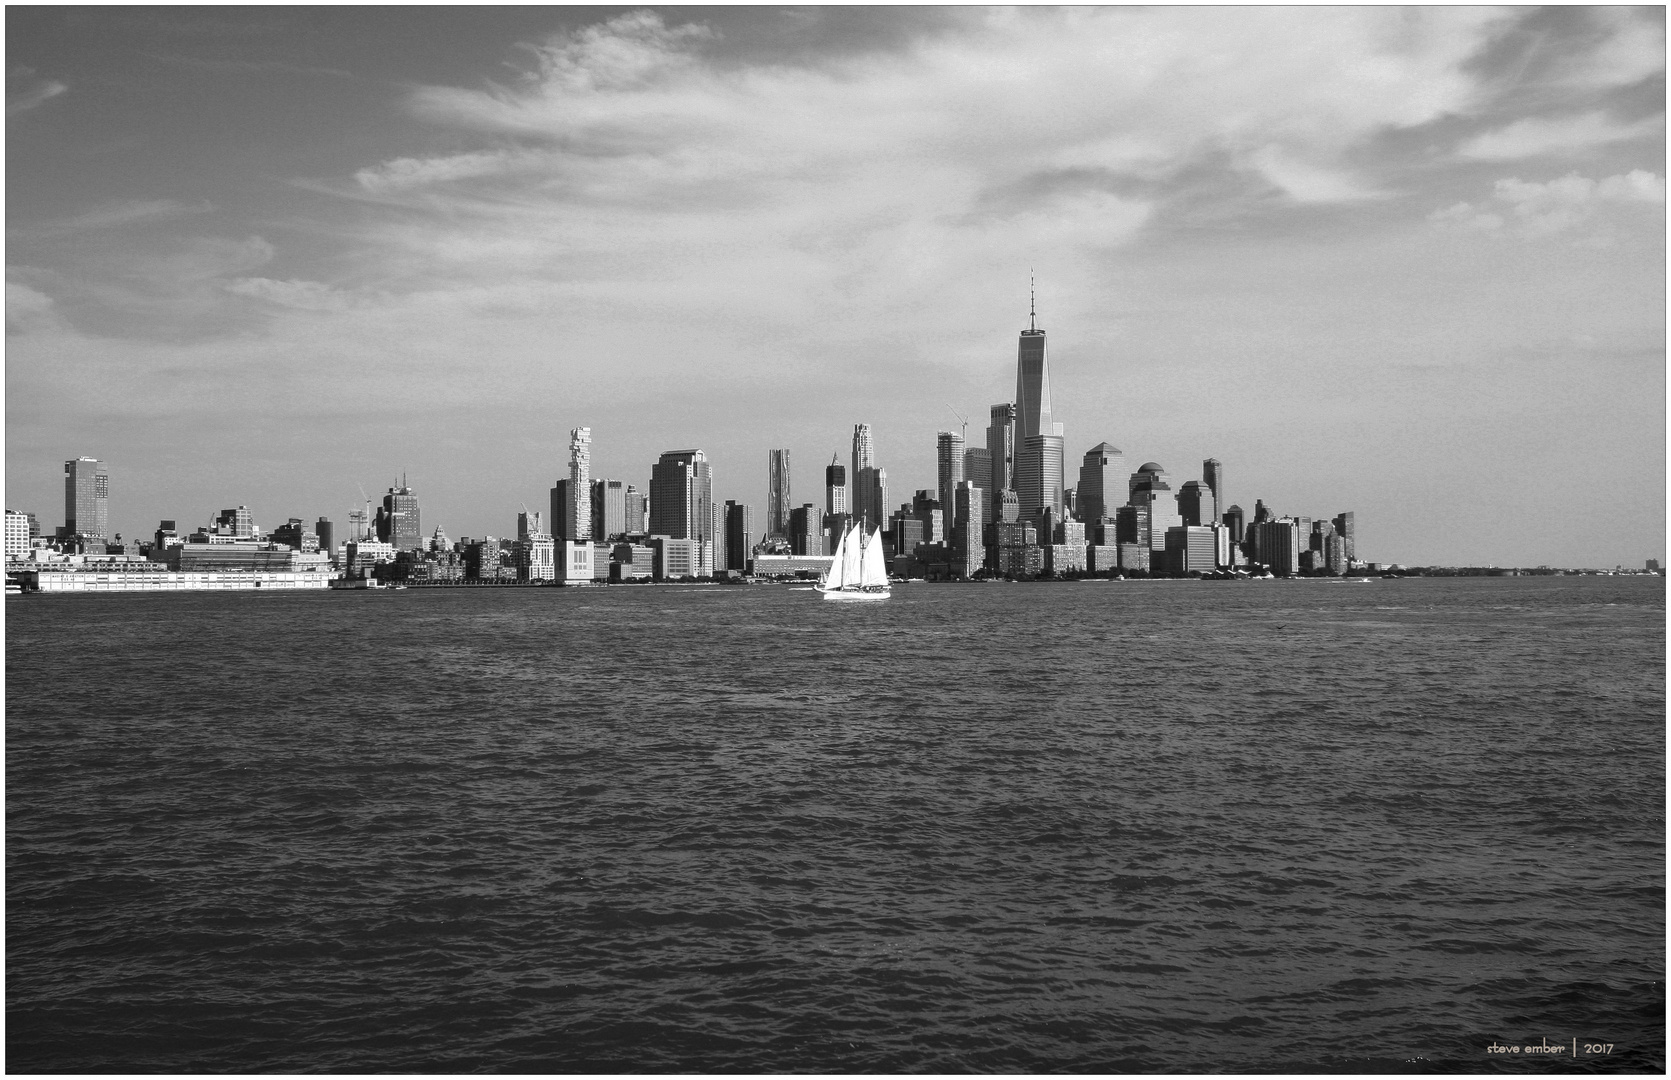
left=952, top=480, right=984, bottom=578
left=824, top=455, right=850, bottom=553
left=624, top=486, right=648, bottom=536
left=1333, top=511, right=1356, bottom=561
left=851, top=424, right=875, bottom=524
left=1127, top=463, right=1179, bottom=553
left=986, top=403, right=1016, bottom=522
left=723, top=500, right=754, bottom=572
left=964, top=446, right=991, bottom=517
left=378, top=482, right=421, bottom=550
left=591, top=479, right=626, bottom=541
left=1177, top=481, right=1212, bottom=527
left=1222, top=504, right=1245, bottom=544
left=1076, top=443, right=1125, bottom=523
left=851, top=424, right=886, bottom=526
left=1203, top=458, right=1224, bottom=525
left=767, top=449, right=792, bottom=540
left=565, top=427, right=592, bottom=541
left=825, top=456, right=847, bottom=517
left=1252, top=519, right=1302, bottom=576
left=936, top=431, right=964, bottom=518
left=1012, top=286, right=1065, bottom=523
left=63, top=456, right=108, bottom=540
left=787, top=504, right=821, bottom=557
left=1016, top=433, right=1065, bottom=522
left=1015, top=283, right=1052, bottom=443
left=649, top=449, right=714, bottom=543
left=852, top=423, right=875, bottom=476
left=865, top=468, right=887, bottom=530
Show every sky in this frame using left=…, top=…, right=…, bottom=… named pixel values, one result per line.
left=6, top=6, right=1665, bottom=567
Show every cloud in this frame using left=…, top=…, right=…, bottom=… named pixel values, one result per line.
left=1247, top=146, right=1383, bottom=203
left=1551, top=8, right=1665, bottom=91
left=43, top=199, right=216, bottom=233
left=1433, top=169, right=1665, bottom=236
left=1458, top=111, right=1662, bottom=161
left=354, top=151, right=527, bottom=194
left=380, top=8, right=1510, bottom=215
left=7, top=77, right=66, bottom=116
left=5, top=280, right=60, bottom=334
left=1429, top=201, right=1503, bottom=231
left=315, top=5, right=1515, bottom=335
left=225, top=277, right=353, bottom=311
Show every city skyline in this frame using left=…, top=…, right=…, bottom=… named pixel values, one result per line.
left=6, top=8, right=1664, bottom=567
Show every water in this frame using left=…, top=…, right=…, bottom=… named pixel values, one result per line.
left=6, top=576, right=1663, bottom=1072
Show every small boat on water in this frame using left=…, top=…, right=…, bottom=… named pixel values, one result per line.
left=817, top=521, right=891, bottom=601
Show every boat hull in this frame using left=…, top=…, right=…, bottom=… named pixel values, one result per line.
left=820, top=588, right=891, bottom=601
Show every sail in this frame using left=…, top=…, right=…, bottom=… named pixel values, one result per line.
left=841, top=522, right=864, bottom=586
left=823, top=525, right=849, bottom=589
left=859, top=524, right=889, bottom=588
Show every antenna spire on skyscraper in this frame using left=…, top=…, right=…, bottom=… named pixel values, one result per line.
left=1029, top=269, right=1036, bottom=332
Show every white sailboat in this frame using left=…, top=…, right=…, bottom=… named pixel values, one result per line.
left=818, top=521, right=891, bottom=601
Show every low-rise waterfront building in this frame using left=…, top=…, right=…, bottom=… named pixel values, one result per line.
left=1165, top=525, right=1220, bottom=575
left=611, top=543, right=654, bottom=581
left=749, top=553, right=831, bottom=579
left=6, top=509, right=31, bottom=561
left=1087, top=544, right=1121, bottom=574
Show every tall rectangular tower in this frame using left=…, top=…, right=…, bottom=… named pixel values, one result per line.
left=380, top=483, right=421, bottom=550
left=824, top=456, right=847, bottom=517
left=987, top=403, right=1016, bottom=501
left=788, top=504, right=821, bottom=557
left=1177, top=481, right=1211, bottom=527
left=723, top=500, right=754, bottom=572
left=851, top=424, right=880, bottom=525
left=565, top=427, right=592, bottom=541
left=649, top=449, right=713, bottom=543
left=1203, top=458, right=1223, bottom=526
left=1076, top=443, right=1125, bottom=523
left=936, top=431, right=964, bottom=518
left=854, top=467, right=887, bottom=529
left=1016, top=434, right=1065, bottom=522
left=63, top=456, right=108, bottom=540
left=766, top=449, right=792, bottom=540
left=591, top=479, right=626, bottom=541
left=952, top=480, right=984, bottom=578
left=1332, top=511, right=1355, bottom=561
left=963, top=446, right=992, bottom=522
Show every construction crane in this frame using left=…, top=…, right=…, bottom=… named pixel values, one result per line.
left=946, top=404, right=969, bottom=443
left=355, top=483, right=373, bottom=539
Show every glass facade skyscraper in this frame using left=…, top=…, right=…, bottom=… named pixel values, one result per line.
left=1076, top=442, right=1124, bottom=523
left=378, top=483, right=421, bottom=551
left=63, top=456, right=108, bottom=540
left=767, top=449, right=791, bottom=540
left=649, top=449, right=714, bottom=544
left=936, top=431, right=964, bottom=520
left=1016, top=433, right=1065, bottom=521
left=1203, top=458, right=1223, bottom=526
left=1013, top=293, right=1064, bottom=523
left=825, top=456, right=846, bottom=517
left=986, top=403, right=1016, bottom=522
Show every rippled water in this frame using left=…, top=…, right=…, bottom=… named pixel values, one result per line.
left=7, top=576, right=1664, bottom=1072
